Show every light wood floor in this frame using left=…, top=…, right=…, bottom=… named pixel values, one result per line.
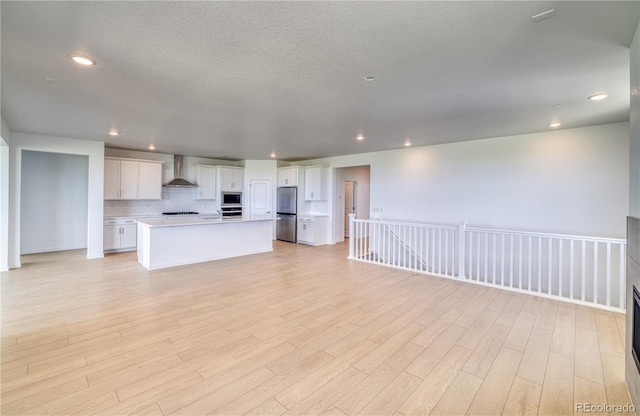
left=1, top=241, right=632, bottom=415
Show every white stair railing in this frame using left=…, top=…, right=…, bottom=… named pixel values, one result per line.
left=348, top=214, right=458, bottom=278
left=348, top=215, right=626, bottom=312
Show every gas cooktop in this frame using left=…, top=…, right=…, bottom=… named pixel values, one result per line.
left=162, top=211, right=199, bottom=216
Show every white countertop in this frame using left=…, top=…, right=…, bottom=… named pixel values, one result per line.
left=106, top=213, right=220, bottom=220
left=137, top=216, right=273, bottom=228
left=298, top=213, right=329, bottom=218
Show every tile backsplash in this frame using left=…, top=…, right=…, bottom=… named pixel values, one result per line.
left=104, top=187, right=217, bottom=217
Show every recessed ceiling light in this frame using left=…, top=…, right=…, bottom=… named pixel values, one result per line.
left=270, top=152, right=276, bottom=158
left=108, top=130, right=119, bottom=136
left=45, top=77, right=56, bottom=84
left=531, top=9, right=555, bottom=22
left=548, top=122, right=561, bottom=128
left=364, top=76, right=375, bottom=81
left=404, top=140, right=412, bottom=147
left=356, top=134, right=364, bottom=141
left=148, top=144, right=156, bottom=150
left=588, top=93, right=608, bottom=101
left=69, top=54, right=95, bottom=66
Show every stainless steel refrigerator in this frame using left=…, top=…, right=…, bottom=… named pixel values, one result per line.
left=276, top=187, right=297, bottom=243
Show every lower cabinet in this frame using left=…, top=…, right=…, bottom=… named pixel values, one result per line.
left=104, top=219, right=137, bottom=252
left=298, top=217, right=314, bottom=244
left=297, top=215, right=329, bottom=246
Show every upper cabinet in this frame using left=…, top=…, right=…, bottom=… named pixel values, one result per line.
left=194, top=165, right=217, bottom=200
left=304, top=166, right=328, bottom=201
left=138, top=162, right=163, bottom=200
left=277, top=166, right=302, bottom=187
left=219, top=166, right=244, bottom=192
left=104, top=157, right=164, bottom=200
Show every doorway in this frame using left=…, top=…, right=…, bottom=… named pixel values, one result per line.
left=20, top=150, right=89, bottom=254
left=333, top=165, right=370, bottom=244
left=344, top=181, right=357, bottom=238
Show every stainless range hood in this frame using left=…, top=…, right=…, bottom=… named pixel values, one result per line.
left=163, top=155, right=197, bottom=187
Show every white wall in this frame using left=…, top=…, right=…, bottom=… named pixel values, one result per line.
left=631, top=23, right=640, bottom=217
left=20, top=151, right=88, bottom=254
left=302, top=122, right=630, bottom=240
left=0, top=117, right=10, bottom=271
left=9, top=132, right=104, bottom=268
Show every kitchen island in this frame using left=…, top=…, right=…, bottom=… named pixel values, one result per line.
left=136, top=217, right=273, bottom=270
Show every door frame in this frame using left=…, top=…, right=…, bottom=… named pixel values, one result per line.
left=344, top=180, right=357, bottom=238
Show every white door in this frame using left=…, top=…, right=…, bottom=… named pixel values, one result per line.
left=249, top=179, right=272, bottom=219
left=344, top=181, right=357, bottom=238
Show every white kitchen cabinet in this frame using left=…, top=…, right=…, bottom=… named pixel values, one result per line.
left=194, top=165, right=217, bottom=200
left=138, top=162, right=163, bottom=200
left=297, top=215, right=329, bottom=246
left=220, top=167, right=244, bottom=192
left=277, top=166, right=301, bottom=187
left=304, top=166, right=328, bottom=201
left=105, top=159, right=138, bottom=200
left=104, top=157, right=163, bottom=200
left=104, top=218, right=137, bottom=252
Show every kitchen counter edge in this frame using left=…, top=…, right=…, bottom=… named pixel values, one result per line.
left=137, top=217, right=274, bottom=228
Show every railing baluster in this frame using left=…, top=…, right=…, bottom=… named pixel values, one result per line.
left=510, top=234, right=514, bottom=288
left=484, top=233, right=489, bottom=283
left=413, top=226, right=417, bottom=271
left=570, top=240, right=574, bottom=300
left=431, top=228, right=435, bottom=274
left=538, top=237, right=542, bottom=294
left=594, top=242, right=599, bottom=305
left=559, top=238, right=563, bottom=298
left=518, top=235, right=523, bottom=289
left=468, top=232, right=473, bottom=280
left=476, top=231, right=480, bottom=281
left=528, top=236, right=532, bottom=291
left=426, top=227, right=430, bottom=270
left=358, top=220, right=362, bottom=259
left=445, top=229, right=449, bottom=275
left=420, top=226, right=424, bottom=271
left=403, top=225, right=407, bottom=269
left=493, top=233, right=497, bottom=285
left=581, top=240, right=586, bottom=302
left=353, top=220, right=358, bottom=258
left=501, top=234, right=505, bottom=286
left=606, top=242, right=611, bottom=307
left=620, top=244, right=625, bottom=309
left=548, top=238, right=552, bottom=295
left=374, top=221, right=378, bottom=263
left=438, top=228, right=442, bottom=274
left=385, top=223, right=388, bottom=264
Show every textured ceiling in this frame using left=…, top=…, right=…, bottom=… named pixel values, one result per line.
left=1, top=1, right=639, bottom=161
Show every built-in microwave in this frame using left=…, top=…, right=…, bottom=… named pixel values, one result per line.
left=221, top=192, right=242, bottom=206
